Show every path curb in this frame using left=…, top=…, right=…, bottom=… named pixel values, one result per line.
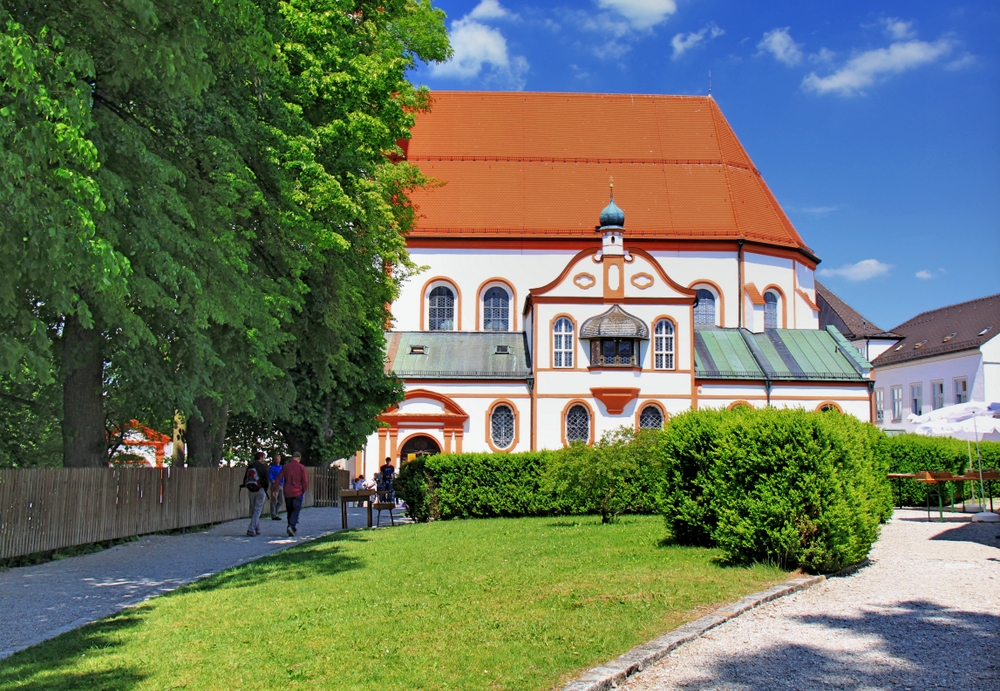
left=560, top=561, right=869, bottom=691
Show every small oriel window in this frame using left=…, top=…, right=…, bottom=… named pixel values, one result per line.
left=590, top=338, right=636, bottom=367
left=490, top=404, right=515, bottom=449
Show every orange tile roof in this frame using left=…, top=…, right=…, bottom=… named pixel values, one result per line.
left=405, top=92, right=814, bottom=256
left=744, top=282, right=766, bottom=306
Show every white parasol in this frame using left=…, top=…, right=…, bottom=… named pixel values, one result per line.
left=908, top=401, right=1000, bottom=522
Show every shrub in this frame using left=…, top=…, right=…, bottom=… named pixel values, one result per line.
left=884, top=434, right=1000, bottom=507
left=544, top=428, right=665, bottom=524
left=655, top=408, right=733, bottom=546
left=394, top=434, right=666, bottom=523
left=395, top=451, right=568, bottom=521
left=659, top=408, right=893, bottom=573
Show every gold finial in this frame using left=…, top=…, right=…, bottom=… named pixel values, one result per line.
left=609, top=175, right=614, bottom=190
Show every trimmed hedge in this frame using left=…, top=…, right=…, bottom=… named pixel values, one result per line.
left=394, top=451, right=568, bottom=521
left=394, top=432, right=665, bottom=522
left=884, top=434, right=1000, bottom=507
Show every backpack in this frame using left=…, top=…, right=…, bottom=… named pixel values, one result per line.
left=244, top=467, right=261, bottom=492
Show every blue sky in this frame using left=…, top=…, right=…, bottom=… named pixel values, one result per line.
left=409, top=0, right=1000, bottom=331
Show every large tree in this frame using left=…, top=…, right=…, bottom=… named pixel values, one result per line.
left=0, top=1, right=449, bottom=467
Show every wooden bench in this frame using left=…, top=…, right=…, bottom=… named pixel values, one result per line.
left=374, top=490, right=397, bottom=527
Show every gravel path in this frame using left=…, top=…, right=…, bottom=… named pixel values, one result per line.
left=0, top=505, right=406, bottom=659
left=621, top=509, right=1000, bottom=691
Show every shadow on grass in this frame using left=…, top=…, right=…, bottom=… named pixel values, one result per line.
left=0, top=613, right=146, bottom=691
left=180, top=529, right=370, bottom=595
left=647, top=600, right=999, bottom=690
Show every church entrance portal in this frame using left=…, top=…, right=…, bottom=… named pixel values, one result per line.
left=398, top=435, right=441, bottom=462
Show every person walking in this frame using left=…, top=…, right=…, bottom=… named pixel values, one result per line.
left=268, top=453, right=284, bottom=520
left=274, top=451, right=309, bottom=536
left=243, top=451, right=270, bottom=537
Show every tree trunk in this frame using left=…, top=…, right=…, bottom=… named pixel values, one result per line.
left=61, top=317, right=107, bottom=467
left=186, top=397, right=228, bottom=467
left=282, top=427, right=311, bottom=465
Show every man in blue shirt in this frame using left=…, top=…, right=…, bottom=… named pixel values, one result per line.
left=268, top=453, right=284, bottom=520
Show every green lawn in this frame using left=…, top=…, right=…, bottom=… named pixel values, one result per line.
left=0, top=516, right=787, bottom=691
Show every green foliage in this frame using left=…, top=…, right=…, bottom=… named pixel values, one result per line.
left=545, top=428, right=665, bottom=524
left=658, top=408, right=893, bottom=573
left=0, top=376, right=61, bottom=467
left=883, top=434, right=1000, bottom=506
left=395, top=450, right=571, bottom=521
left=0, top=0, right=451, bottom=465
left=655, top=408, right=732, bottom=546
left=395, top=430, right=667, bottom=523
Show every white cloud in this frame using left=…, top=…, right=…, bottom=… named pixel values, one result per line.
left=430, top=2, right=528, bottom=89
left=915, top=270, right=934, bottom=280
left=469, top=0, right=514, bottom=21
left=881, top=17, right=916, bottom=40
left=597, top=0, right=677, bottom=31
left=795, top=206, right=838, bottom=214
left=817, top=259, right=892, bottom=281
left=810, top=47, right=836, bottom=64
left=946, top=53, right=976, bottom=70
left=671, top=23, right=724, bottom=60
left=757, top=27, right=803, bottom=66
left=802, top=39, right=952, bottom=96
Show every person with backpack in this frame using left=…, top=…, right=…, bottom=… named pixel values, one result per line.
left=274, top=451, right=309, bottom=536
left=243, top=451, right=271, bottom=537
left=268, top=453, right=284, bottom=520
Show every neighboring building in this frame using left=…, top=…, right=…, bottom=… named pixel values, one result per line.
left=354, top=92, right=875, bottom=477
left=871, top=294, right=1000, bottom=433
left=816, top=280, right=901, bottom=362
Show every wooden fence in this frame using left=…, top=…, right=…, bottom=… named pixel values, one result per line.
left=0, top=466, right=351, bottom=561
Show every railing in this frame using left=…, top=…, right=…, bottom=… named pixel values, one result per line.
left=0, top=466, right=351, bottom=561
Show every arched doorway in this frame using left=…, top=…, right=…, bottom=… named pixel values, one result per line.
left=398, top=434, right=441, bottom=463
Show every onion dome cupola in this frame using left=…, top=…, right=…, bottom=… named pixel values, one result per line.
left=596, top=181, right=625, bottom=256
left=580, top=305, right=650, bottom=340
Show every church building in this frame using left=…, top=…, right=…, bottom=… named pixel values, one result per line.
left=357, top=92, right=874, bottom=475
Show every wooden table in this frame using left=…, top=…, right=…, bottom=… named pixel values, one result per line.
left=338, top=489, right=374, bottom=529
left=890, top=471, right=999, bottom=521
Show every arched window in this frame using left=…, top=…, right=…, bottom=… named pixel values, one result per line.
left=565, top=404, right=590, bottom=443
left=654, top=319, right=675, bottom=369
left=553, top=317, right=574, bottom=368
left=428, top=286, right=455, bottom=331
left=483, top=287, right=510, bottom=331
left=639, top=405, right=664, bottom=430
left=764, top=291, right=779, bottom=330
left=490, top=404, right=515, bottom=449
left=694, top=289, right=716, bottom=326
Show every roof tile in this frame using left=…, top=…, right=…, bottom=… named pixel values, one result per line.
left=406, top=92, right=813, bottom=253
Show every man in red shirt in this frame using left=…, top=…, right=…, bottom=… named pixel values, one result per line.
left=274, top=451, right=309, bottom=536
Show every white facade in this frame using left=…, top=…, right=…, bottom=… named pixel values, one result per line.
left=351, top=228, right=871, bottom=480
left=875, top=336, right=1000, bottom=432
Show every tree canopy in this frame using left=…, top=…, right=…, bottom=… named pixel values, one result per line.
left=0, top=0, right=450, bottom=466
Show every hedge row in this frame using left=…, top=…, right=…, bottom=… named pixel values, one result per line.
left=884, top=434, right=1000, bottom=507
left=395, top=410, right=998, bottom=573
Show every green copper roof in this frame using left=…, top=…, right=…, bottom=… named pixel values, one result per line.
left=387, top=332, right=531, bottom=380
left=695, top=328, right=871, bottom=381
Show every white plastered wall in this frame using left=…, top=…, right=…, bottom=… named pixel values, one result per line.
left=874, top=350, right=986, bottom=432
